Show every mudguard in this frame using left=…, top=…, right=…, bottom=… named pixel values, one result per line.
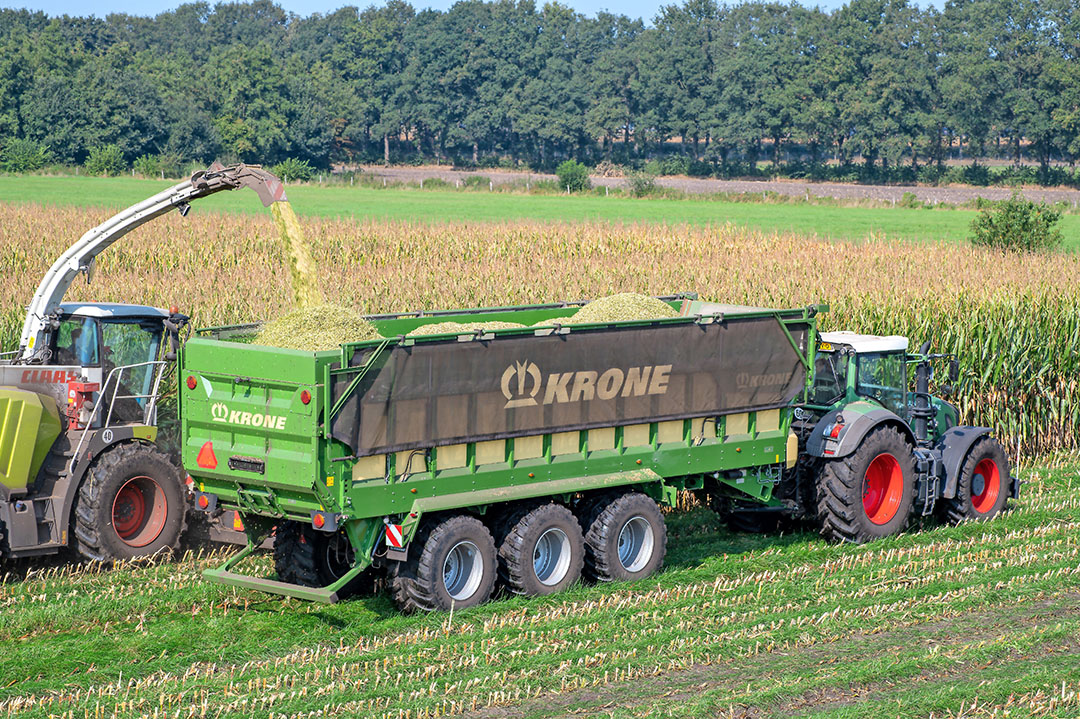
left=806, top=401, right=915, bottom=459
left=935, top=426, right=992, bottom=499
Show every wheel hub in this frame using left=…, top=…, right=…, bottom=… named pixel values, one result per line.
left=971, top=458, right=1001, bottom=514
left=617, top=515, right=654, bottom=573
left=111, top=475, right=168, bottom=548
left=442, top=540, right=482, bottom=601
left=862, top=453, right=904, bottom=525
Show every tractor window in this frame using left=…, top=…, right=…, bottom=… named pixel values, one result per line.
left=812, top=350, right=848, bottom=406
left=53, top=317, right=100, bottom=366
left=100, top=320, right=163, bottom=413
left=856, top=352, right=907, bottom=415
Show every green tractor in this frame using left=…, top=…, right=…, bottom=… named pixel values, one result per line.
left=754, top=331, right=1018, bottom=542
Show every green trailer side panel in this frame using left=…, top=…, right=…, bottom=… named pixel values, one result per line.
left=0, top=388, right=61, bottom=493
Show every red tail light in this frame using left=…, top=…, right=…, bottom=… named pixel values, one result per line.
left=829, top=423, right=842, bottom=439
left=312, top=513, right=326, bottom=529
left=196, top=441, right=217, bottom=469
left=196, top=494, right=210, bottom=509
left=300, top=390, right=311, bottom=405
left=186, top=375, right=197, bottom=390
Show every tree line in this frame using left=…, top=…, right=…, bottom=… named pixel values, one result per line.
left=1, top=0, right=1079, bottom=182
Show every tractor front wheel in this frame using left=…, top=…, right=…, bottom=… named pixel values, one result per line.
left=73, top=443, right=186, bottom=561
left=816, top=426, right=914, bottom=543
left=944, top=437, right=1010, bottom=523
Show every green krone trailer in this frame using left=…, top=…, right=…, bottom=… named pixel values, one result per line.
left=182, top=294, right=1017, bottom=612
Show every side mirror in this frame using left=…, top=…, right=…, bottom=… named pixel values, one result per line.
left=948, top=358, right=960, bottom=383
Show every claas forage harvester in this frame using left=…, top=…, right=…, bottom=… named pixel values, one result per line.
left=183, top=295, right=1018, bottom=612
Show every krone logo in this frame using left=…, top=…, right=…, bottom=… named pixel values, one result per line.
left=501, top=361, right=542, bottom=408
left=211, top=402, right=229, bottom=422
left=501, top=360, right=672, bottom=409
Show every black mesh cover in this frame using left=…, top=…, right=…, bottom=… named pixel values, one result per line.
left=330, top=317, right=809, bottom=457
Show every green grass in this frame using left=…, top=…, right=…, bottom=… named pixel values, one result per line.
left=0, top=459, right=1078, bottom=717
left=7, top=174, right=1080, bottom=247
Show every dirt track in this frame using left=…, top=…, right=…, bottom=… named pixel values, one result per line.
left=359, top=165, right=1080, bottom=205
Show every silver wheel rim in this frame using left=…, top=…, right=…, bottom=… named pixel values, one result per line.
left=443, top=540, right=483, bottom=601
left=533, top=527, right=572, bottom=586
left=617, top=515, right=654, bottom=573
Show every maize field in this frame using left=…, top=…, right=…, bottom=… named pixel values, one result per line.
left=1, top=204, right=1076, bottom=456
left=0, top=458, right=1077, bottom=717
left=1, top=201, right=1079, bottom=716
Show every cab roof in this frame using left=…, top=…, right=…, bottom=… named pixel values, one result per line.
left=819, top=331, right=908, bottom=353
left=59, top=303, right=169, bottom=319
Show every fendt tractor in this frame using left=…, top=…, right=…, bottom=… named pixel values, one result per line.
left=183, top=296, right=1019, bottom=612
left=0, top=164, right=283, bottom=562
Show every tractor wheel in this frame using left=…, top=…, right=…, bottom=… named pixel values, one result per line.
left=943, top=437, right=1010, bottom=523
left=73, top=442, right=186, bottom=562
left=497, top=503, right=584, bottom=597
left=581, top=492, right=667, bottom=583
left=273, top=521, right=379, bottom=598
left=389, top=515, right=497, bottom=613
left=816, top=426, right=914, bottom=543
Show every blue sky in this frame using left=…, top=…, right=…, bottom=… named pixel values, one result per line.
left=6, top=0, right=941, bottom=22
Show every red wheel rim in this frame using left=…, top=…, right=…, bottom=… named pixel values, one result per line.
left=862, top=453, right=904, bottom=525
left=111, top=475, right=168, bottom=548
left=971, top=458, right=1001, bottom=514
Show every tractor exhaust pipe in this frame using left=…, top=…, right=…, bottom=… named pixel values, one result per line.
left=912, top=339, right=933, bottom=445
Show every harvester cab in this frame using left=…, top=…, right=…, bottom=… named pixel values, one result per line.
left=0, top=163, right=284, bottom=562
left=793, top=331, right=1020, bottom=544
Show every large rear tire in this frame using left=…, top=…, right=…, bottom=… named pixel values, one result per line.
left=581, top=492, right=667, bottom=583
left=273, top=521, right=378, bottom=598
left=943, top=437, right=1010, bottom=523
left=73, top=442, right=186, bottom=561
left=497, top=503, right=584, bottom=596
left=389, top=515, right=497, bottom=613
left=816, top=426, right=914, bottom=543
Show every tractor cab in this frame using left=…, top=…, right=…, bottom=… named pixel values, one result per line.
left=52, top=303, right=170, bottom=426
left=807, top=331, right=960, bottom=442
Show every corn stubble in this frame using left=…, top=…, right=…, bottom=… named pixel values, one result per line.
left=1, top=204, right=1077, bottom=455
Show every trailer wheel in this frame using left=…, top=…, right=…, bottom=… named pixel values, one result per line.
left=389, top=515, right=496, bottom=613
left=816, top=426, right=914, bottom=543
left=581, top=492, right=667, bottom=583
left=944, top=437, right=1010, bottom=523
left=273, top=521, right=378, bottom=598
left=73, top=443, right=186, bottom=562
left=498, top=504, right=584, bottom=596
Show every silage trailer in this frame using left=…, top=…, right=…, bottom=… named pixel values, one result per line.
left=182, top=296, right=1018, bottom=612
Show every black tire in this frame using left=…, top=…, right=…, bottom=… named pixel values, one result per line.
left=816, top=425, right=914, bottom=543
left=73, top=442, right=186, bottom=562
left=389, top=515, right=497, bottom=613
left=273, top=521, right=378, bottom=598
left=581, top=492, right=667, bottom=583
left=498, top=503, right=584, bottom=596
left=943, top=437, right=1011, bottom=523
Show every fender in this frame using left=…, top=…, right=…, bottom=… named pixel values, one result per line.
left=935, top=426, right=992, bottom=499
left=806, top=402, right=915, bottom=459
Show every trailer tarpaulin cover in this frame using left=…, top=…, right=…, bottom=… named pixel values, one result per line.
left=331, top=316, right=810, bottom=457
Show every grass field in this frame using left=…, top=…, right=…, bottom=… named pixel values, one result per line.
left=0, top=458, right=1077, bottom=718
left=5, top=174, right=1080, bottom=247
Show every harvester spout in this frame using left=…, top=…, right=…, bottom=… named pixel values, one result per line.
left=16, top=162, right=286, bottom=362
